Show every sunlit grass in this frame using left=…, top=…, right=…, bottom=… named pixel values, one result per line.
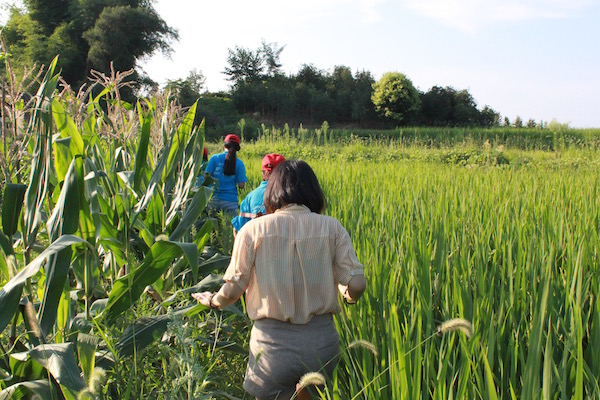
left=234, top=137, right=600, bottom=399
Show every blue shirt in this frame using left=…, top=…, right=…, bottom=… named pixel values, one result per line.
left=206, top=151, right=247, bottom=203
left=231, top=180, right=268, bottom=232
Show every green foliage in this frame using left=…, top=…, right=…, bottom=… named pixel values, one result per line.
left=371, top=71, right=421, bottom=125
left=224, top=39, right=285, bottom=87
left=195, top=95, right=242, bottom=139
left=2, top=0, right=178, bottom=92
left=223, top=45, right=264, bottom=86
left=0, top=61, right=226, bottom=398
left=2, top=56, right=599, bottom=399
left=164, top=69, right=206, bottom=108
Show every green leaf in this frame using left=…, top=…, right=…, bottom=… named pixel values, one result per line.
left=52, top=137, right=72, bottom=183
left=542, top=318, right=554, bottom=400
left=28, top=343, right=86, bottom=392
left=0, top=380, right=55, bottom=399
left=38, top=249, right=73, bottom=336
left=115, top=315, right=171, bottom=358
left=168, top=186, right=211, bottom=242
left=160, top=273, right=225, bottom=308
left=101, top=240, right=197, bottom=324
left=0, top=280, right=24, bottom=336
left=482, top=349, right=499, bottom=400
left=22, top=59, right=59, bottom=251
left=52, top=98, right=85, bottom=156
left=7, top=351, right=45, bottom=384
left=77, top=333, right=100, bottom=385
left=163, top=101, right=196, bottom=180
left=1, top=183, right=27, bottom=238
left=198, top=253, right=231, bottom=275
left=133, top=101, right=153, bottom=192
left=522, top=250, right=552, bottom=399
left=39, top=161, right=82, bottom=334
left=131, top=110, right=172, bottom=223
left=0, top=236, right=92, bottom=332
left=165, top=106, right=205, bottom=228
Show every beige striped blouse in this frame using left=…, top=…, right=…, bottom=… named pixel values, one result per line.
left=223, top=204, right=364, bottom=324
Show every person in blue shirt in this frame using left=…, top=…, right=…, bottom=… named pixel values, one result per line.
left=232, top=153, right=285, bottom=235
left=205, top=134, right=247, bottom=216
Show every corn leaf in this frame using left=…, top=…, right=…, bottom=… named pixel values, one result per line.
left=76, top=333, right=100, bottom=385
left=0, top=380, right=55, bottom=399
left=101, top=240, right=197, bottom=324
left=39, top=160, right=81, bottom=335
left=27, top=343, right=86, bottom=392
left=115, top=314, right=171, bottom=358
left=22, top=57, right=59, bottom=250
left=0, top=235, right=92, bottom=332
left=1, top=183, right=27, bottom=238
left=52, top=98, right=85, bottom=156
left=168, top=185, right=211, bottom=242
left=132, top=102, right=153, bottom=193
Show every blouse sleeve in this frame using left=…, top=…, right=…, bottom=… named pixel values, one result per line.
left=223, top=228, right=255, bottom=289
left=332, top=220, right=364, bottom=285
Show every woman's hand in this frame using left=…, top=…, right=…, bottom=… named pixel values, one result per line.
left=192, top=291, right=214, bottom=308
left=338, top=284, right=356, bottom=304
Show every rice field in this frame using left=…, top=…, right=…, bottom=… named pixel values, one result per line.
left=234, top=138, right=600, bottom=399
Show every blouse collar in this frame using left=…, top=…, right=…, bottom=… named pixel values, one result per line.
left=274, top=204, right=311, bottom=214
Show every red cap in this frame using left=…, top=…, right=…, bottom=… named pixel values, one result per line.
left=262, top=153, right=286, bottom=172
left=203, top=148, right=208, bottom=157
left=224, top=134, right=240, bottom=144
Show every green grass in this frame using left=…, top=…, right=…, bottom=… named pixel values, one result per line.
left=216, top=137, right=600, bottom=399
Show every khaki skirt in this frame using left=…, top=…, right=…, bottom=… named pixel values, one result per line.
left=243, top=314, right=340, bottom=400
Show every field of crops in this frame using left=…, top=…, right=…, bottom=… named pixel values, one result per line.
left=230, top=139, right=600, bottom=399
left=0, top=60, right=599, bottom=399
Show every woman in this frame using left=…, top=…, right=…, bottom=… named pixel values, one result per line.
left=231, top=153, right=286, bottom=235
left=193, top=160, right=367, bottom=399
left=205, top=134, right=247, bottom=216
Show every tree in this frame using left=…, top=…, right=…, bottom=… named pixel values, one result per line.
left=295, top=64, right=328, bottom=91
left=480, top=106, right=501, bottom=127
left=514, top=116, right=523, bottom=128
left=451, top=89, right=480, bottom=126
left=371, top=72, right=420, bottom=125
left=420, top=86, right=453, bottom=125
left=223, top=40, right=286, bottom=88
left=351, top=70, right=376, bottom=124
left=2, top=0, right=178, bottom=93
left=165, top=69, right=206, bottom=107
left=223, top=45, right=264, bottom=86
left=259, top=39, right=285, bottom=77
left=330, top=65, right=354, bottom=122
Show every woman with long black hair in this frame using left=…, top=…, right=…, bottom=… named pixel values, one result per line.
left=193, top=160, right=367, bottom=399
left=205, top=134, right=247, bottom=216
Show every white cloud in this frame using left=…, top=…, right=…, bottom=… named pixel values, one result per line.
left=401, top=0, right=595, bottom=33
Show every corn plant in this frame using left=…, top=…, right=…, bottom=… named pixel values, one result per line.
left=0, top=57, right=227, bottom=399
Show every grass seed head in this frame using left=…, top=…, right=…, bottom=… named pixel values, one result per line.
left=348, top=339, right=379, bottom=357
left=297, top=372, right=326, bottom=389
left=437, top=318, right=473, bottom=338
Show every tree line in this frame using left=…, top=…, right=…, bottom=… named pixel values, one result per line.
left=171, top=42, right=507, bottom=129
left=2, top=2, right=538, bottom=130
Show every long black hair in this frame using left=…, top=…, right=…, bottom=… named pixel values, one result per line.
left=263, top=160, right=326, bottom=213
left=224, top=141, right=240, bottom=176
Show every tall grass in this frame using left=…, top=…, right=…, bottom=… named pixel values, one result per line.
left=313, top=154, right=600, bottom=398
left=230, top=137, right=599, bottom=398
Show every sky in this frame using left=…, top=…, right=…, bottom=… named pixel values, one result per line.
left=2, top=0, right=600, bottom=127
